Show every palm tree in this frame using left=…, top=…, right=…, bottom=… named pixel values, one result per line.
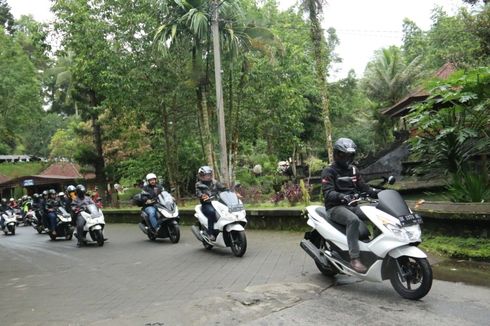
left=300, top=0, right=334, bottom=162
left=154, top=0, right=267, bottom=181
left=47, top=52, right=79, bottom=116
left=363, top=46, right=424, bottom=105
left=154, top=0, right=214, bottom=168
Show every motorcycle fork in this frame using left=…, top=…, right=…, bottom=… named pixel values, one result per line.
left=393, top=257, right=410, bottom=282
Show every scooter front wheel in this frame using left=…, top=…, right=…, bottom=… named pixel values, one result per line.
left=94, top=229, right=105, bottom=246
left=168, top=224, right=180, bottom=243
left=230, top=230, right=247, bottom=257
left=390, top=257, right=432, bottom=300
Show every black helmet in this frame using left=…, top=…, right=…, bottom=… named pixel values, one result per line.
left=333, top=138, right=356, bottom=168
left=76, top=184, right=86, bottom=198
left=198, top=166, right=213, bottom=182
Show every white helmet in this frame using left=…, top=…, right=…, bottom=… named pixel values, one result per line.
left=58, top=192, right=65, bottom=197
left=146, top=173, right=157, bottom=181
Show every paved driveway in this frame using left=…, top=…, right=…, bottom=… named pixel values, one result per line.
left=1, top=224, right=489, bottom=325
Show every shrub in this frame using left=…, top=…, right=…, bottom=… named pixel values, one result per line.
left=446, top=172, right=490, bottom=203
left=237, top=185, right=263, bottom=204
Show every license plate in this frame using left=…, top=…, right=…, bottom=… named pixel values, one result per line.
left=399, top=214, right=423, bottom=226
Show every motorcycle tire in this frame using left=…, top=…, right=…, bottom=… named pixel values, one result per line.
left=202, top=239, right=213, bottom=250
left=66, top=233, right=73, bottom=240
left=168, top=224, right=180, bottom=243
left=230, top=230, right=247, bottom=257
left=390, top=256, right=432, bottom=300
left=147, top=231, right=156, bottom=241
left=49, top=232, right=57, bottom=241
left=94, top=229, right=104, bottom=247
left=8, top=225, right=15, bottom=235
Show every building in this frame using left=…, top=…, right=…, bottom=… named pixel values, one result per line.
left=0, top=162, right=95, bottom=198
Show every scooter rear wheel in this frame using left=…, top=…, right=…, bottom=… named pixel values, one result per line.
left=390, top=257, right=432, bottom=300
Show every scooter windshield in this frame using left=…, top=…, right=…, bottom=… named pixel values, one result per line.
left=86, top=204, right=102, bottom=218
left=157, top=191, right=175, bottom=212
left=377, top=190, right=411, bottom=217
left=58, top=206, right=71, bottom=217
left=218, top=191, right=244, bottom=212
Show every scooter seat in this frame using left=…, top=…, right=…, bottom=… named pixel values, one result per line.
left=314, top=207, right=370, bottom=241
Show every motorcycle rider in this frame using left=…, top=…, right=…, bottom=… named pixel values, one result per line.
left=39, top=190, right=49, bottom=229
left=140, top=173, right=164, bottom=233
left=321, top=138, right=380, bottom=273
left=0, top=198, right=9, bottom=229
left=65, top=185, right=77, bottom=226
left=71, top=184, right=96, bottom=247
left=46, top=189, right=60, bottom=235
left=195, top=166, right=227, bottom=241
left=8, top=197, right=18, bottom=209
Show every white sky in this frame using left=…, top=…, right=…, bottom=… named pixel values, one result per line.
left=8, top=0, right=469, bottom=80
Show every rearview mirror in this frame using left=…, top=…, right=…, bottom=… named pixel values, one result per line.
left=388, top=176, right=396, bottom=185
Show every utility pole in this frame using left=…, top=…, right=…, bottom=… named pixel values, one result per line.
left=211, top=0, right=229, bottom=186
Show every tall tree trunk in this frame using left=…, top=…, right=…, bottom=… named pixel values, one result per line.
left=88, top=91, right=106, bottom=204
left=211, top=0, right=229, bottom=185
left=162, top=98, right=179, bottom=199
left=199, top=84, right=214, bottom=168
left=230, top=59, right=248, bottom=185
left=308, top=1, right=334, bottom=163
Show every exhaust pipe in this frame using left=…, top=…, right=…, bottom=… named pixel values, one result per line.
left=300, top=239, right=329, bottom=269
left=191, top=225, right=204, bottom=241
left=138, top=223, right=148, bottom=234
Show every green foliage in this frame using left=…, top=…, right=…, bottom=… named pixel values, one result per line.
left=446, top=172, right=490, bottom=203
left=0, top=26, right=43, bottom=153
left=403, top=6, right=489, bottom=70
left=408, top=67, right=490, bottom=174
left=299, top=179, right=310, bottom=206
left=421, top=235, right=490, bottom=261
left=0, top=162, right=47, bottom=178
left=0, top=0, right=14, bottom=33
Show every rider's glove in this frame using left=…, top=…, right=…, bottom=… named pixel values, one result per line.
left=340, top=194, right=354, bottom=204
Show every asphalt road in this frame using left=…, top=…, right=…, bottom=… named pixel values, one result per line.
left=1, top=224, right=489, bottom=326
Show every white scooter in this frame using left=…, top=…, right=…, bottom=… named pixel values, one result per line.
left=191, top=191, right=248, bottom=257
left=300, top=178, right=433, bottom=300
left=1, top=209, right=17, bottom=235
left=48, top=206, right=74, bottom=241
left=74, top=204, right=106, bottom=247
left=138, top=190, right=180, bottom=243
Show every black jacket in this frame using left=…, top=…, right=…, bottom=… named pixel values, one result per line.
left=195, top=180, right=227, bottom=203
left=321, top=162, right=378, bottom=209
left=141, top=184, right=164, bottom=206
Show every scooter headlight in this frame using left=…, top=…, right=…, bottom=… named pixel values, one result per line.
left=384, top=223, right=409, bottom=241
left=405, top=226, right=422, bottom=242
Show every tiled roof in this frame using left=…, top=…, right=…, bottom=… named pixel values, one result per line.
left=381, top=62, right=457, bottom=118
left=0, top=174, right=11, bottom=183
left=38, top=162, right=95, bottom=180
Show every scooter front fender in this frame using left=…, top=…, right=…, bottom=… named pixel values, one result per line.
left=389, top=245, right=427, bottom=259
left=225, top=223, right=245, bottom=232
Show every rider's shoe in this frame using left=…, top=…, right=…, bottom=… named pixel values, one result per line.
left=350, top=258, right=367, bottom=273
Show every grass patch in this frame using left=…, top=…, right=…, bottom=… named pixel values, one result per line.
left=0, top=162, right=48, bottom=178
left=421, top=235, right=490, bottom=261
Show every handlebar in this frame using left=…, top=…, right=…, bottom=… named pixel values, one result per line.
left=347, top=193, right=378, bottom=206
